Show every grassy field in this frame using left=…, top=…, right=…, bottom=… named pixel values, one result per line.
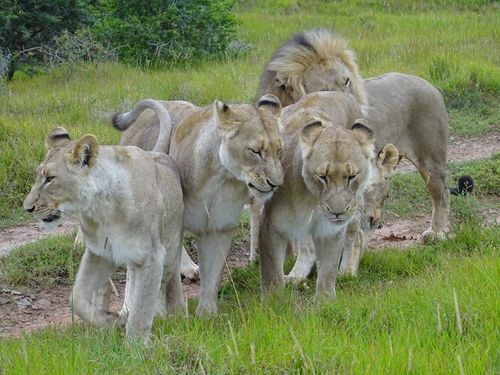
left=0, top=223, right=498, bottom=373
left=0, top=1, right=499, bottom=373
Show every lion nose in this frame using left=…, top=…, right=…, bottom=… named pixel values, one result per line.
left=327, top=206, right=347, bottom=217
left=26, top=206, right=35, bottom=213
left=266, top=179, right=277, bottom=189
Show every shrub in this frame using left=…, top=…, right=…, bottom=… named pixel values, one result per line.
left=0, top=0, right=91, bottom=79
left=92, top=0, right=239, bottom=64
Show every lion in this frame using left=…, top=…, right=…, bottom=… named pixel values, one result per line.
left=23, top=100, right=186, bottom=340
left=256, top=29, right=450, bottom=243
left=113, top=94, right=284, bottom=315
left=110, top=99, right=201, bottom=281
left=286, top=141, right=400, bottom=281
left=258, top=90, right=388, bottom=297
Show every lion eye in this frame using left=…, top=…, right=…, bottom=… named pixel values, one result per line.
left=345, top=78, right=351, bottom=88
left=44, top=176, right=55, bottom=184
left=250, top=148, right=262, bottom=157
left=317, top=174, right=327, bottom=183
left=348, top=174, right=358, bottom=183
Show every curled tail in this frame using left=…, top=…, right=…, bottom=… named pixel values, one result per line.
left=449, top=175, right=474, bottom=196
left=112, top=99, right=173, bottom=153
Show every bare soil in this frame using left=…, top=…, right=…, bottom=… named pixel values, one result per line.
left=1, top=132, right=498, bottom=338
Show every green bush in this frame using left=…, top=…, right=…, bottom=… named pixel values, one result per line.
left=0, top=0, right=91, bottom=79
left=92, top=0, right=238, bottom=64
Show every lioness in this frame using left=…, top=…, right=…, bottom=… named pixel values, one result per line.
left=113, top=95, right=284, bottom=315
left=256, top=29, right=450, bottom=243
left=112, top=99, right=201, bottom=280
left=23, top=100, right=186, bottom=339
left=286, top=141, right=400, bottom=281
left=259, top=91, right=381, bottom=297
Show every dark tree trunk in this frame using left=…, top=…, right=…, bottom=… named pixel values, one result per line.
left=7, top=59, right=16, bottom=80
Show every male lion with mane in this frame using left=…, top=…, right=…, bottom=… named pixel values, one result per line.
left=23, top=100, right=186, bottom=340
left=256, top=29, right=450, bottom=242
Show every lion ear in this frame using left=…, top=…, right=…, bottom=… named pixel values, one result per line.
left=257, top=94, right=281, bottom=117
left=67, top=134, right=99, bottom=169
left=377, top=144, right=399, bottom=170
left=214, top=100, right=239, bottom=139
left=351, top=118, right=374, bottom=145
left=300, top=119, right=324, bottom=148
left=45, top=127, right=70, bottom=150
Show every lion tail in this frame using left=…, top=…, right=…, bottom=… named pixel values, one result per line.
left=112, top=99, right=173, bottom=153
left=449, top=175, right=474, bottom=196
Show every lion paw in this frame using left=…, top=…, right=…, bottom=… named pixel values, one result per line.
left=181, top=264, right=200, bottom=281
left=421, top=228, right=447, bottom=244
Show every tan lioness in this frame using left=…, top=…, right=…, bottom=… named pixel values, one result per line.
left=256, top=29, right=450, bottom=243
left=113, top=95, right=284, bottom=315
left=23, top=100, right=186, bottom=339
left=258, top=91, right=379, bottom=298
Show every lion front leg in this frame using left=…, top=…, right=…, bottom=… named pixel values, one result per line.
left=196, top=228, right=237, bottom=316
left=313, top=230, right=345, bottom=300
left=249, top=197, right=264, bottom=262
left=338, top=218, right=363, bottom=276
left=259, top=214, right=287, bottom=295
left=71, top=249, right=117, bottom=327
left=286, top=235, right=316, bottom=283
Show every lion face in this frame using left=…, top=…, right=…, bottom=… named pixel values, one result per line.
left=364, top=144, right=399, bottom=229
left=300, top=119, right=375, bottom=227
left=302, top=62, right=356, bottom=98
left=23, top=128, right=99, bottom=228
left=216, top=95, right=284, bottom=200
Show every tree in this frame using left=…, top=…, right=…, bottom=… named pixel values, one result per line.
left=0, top=0, right=91, bottom=79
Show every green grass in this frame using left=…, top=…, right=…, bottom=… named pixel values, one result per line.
left=0, top=1, right=499, bottom=227
left=382, top=154, right=500, bottom=222
left=0, top=234, right=82, bottom=288
left=0, top=224, right=498, bottom=373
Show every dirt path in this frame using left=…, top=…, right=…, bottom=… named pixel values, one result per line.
left=0, top=132, right=499, bottom=338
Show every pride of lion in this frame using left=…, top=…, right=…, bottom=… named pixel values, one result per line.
left=25, top=28, right=465, bottom=337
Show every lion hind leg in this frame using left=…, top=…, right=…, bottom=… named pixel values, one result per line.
left=163, top=245, right=187, bottom=317
left=417, top=164, right=450, bottom=243
left=422, top=169, right=450, bottom=243
left=125, top=259, right=163, bottom=340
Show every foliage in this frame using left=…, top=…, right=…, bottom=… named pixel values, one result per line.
left=0, top=0, right=91, bottom=79
left=92, top=0, right=239, bottom=64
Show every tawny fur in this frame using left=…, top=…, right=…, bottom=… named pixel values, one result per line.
left=23, top=102, right=186, bottom=340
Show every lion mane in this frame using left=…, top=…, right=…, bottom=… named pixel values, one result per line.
left=256, top=29, right=367, bottom=107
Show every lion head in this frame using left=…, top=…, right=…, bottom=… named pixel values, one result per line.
left=364, top=144, right=399, bottom=229
left=214, top=94, right=284, bottom=199
left=299, top=118, right=375, bottom=226
left=256, top=29, right=367, bottom=108
left=23, top=128, right=99, bottom=228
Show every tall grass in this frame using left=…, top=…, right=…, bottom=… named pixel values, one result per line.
left=1, top=224, right=498, bottom=373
